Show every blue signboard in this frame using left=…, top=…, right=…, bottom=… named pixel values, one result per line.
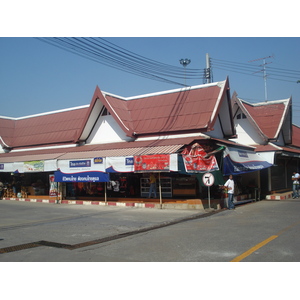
left=54, top=170, right=109, bottom=182
left=69, top=160, right=91, bottom=168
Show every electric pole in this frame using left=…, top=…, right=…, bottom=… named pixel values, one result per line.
left=205, top=53, right=212, bottom=83
left=249, top=55, right=273, bottom=101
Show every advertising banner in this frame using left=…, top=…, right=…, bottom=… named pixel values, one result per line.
left=106, top=156, right=134, bottom=173
left=24, top=161, right=44, bottom=172
left=181, top=143, right=219, bottom=173
left=223, top=146, right=273, bottom=175
left=49, top=174, right=58, bottom=197
left=57, top=157, right=106, bottom=173
left=134, top=154, right=170, bottom=172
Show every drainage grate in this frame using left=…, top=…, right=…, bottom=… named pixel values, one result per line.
left=35, top=240, right=71, bottom=249
left=0, top=242, right=41, bottom=254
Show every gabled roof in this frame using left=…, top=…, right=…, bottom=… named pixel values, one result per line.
left=0, top=106, right=89, bottom=149
left=232, top=92, right=292, bottom=142
left=78, top=78, right=234, bottom=140
left=1, top=78, right=234, bottom=151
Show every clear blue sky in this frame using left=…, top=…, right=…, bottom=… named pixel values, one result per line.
left=1, top=3, right=300, bottom=125
left=1, top=37, right=300, bottom=124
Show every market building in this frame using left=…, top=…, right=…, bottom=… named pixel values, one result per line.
left=0, top=78, right=275, bottom=206
left=231, top=92, right=300, bottom=198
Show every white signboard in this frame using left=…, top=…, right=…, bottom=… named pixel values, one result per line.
left=202, top=172, right=214, bottom=186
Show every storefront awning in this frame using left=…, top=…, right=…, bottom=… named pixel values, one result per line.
left=223, top=146, right=273, bottom=175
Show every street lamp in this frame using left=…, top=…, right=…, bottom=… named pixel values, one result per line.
left=179, top=58, right=191, bottom=86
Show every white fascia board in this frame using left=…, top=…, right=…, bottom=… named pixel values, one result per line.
left=0, top=105, right=89, bottom=121
left=103, top=81, right=225, bottom=101
left=210, top=80, right=226, bottom=123
left=9, top=144, right=78, bottom=153
left=135, top=133, right=210, bottom=142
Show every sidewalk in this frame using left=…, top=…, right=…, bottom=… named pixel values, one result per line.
left=2, top=192, right=255, bottom=210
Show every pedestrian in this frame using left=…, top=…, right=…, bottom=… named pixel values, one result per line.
left=0, top=179, right=3, bottom=200
left=223, top=174, right=235, bottom=210
left=148, top=173, right=157, bottom=198
left=292, top=171, right=300, bottom=199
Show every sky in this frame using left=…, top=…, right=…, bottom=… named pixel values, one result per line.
left=1, top=2, right=300, bottom=125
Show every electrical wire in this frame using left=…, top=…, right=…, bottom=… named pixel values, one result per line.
left=211, top=57, right=300, bottom=83
left=36, top=37, right=206, bottom=87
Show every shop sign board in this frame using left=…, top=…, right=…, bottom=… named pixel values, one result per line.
left=0, top=164, right=3, bottom=170
left=69, top=160, right=91, bottom=168
left=54, top=170, right=109, bottom=182
left=134, top=154, right=170, bottom=172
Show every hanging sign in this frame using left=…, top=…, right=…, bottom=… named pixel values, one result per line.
left=223, top=146, right=273, bottom=175
left=134, top=154, right=170, bottom=172
left=24, top=161, right=44, bottom=172
left=182, top=143, right=219, bottom=173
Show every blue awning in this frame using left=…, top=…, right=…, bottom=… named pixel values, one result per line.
left=223, top=147, right=273, bottom=175
left=54, top=170, right=109, bottom=182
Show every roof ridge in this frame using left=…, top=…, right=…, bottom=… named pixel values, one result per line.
left=1, top=105, right=89, bottom=120
left=103, top=81, right=225, bottom=101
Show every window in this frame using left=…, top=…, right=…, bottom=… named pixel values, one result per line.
left=237, top=113, right=246, bottom=119
left=101, top=107, right=110, bottom=116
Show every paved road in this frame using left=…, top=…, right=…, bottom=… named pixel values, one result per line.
left=1, top=198, right=300, bottom=262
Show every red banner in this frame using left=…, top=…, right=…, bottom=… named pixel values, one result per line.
left=134, top=154, right=170, bottom=172
left=182, top=143, right=219, bottom=173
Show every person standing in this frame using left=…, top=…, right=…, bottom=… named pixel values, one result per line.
left=224, top=174, right=235, bottom=210
left=148, top=173, right=157, bottom=198
left=292, top=171, right=300, bottom=199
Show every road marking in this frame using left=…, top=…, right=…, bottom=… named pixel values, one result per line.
left=231, top=235, right=278, bottom=262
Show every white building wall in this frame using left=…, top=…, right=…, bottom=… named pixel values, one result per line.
left=86, top=115, right=133, bottom=144
left=231, top=118, right=264, bottom=145
left=206, top=118, right=224, bottom=139
left=273, top=131, right=284, bottom=146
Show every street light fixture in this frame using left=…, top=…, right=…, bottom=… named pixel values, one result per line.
left=179, top=58, right=191, bottom=86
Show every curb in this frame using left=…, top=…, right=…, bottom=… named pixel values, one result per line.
left=2, top=197, right=206, bottom=210
left=265, top=192, right=293, bottom=200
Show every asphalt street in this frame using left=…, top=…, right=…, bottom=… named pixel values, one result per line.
left=1, top=198, right=298, bottom=299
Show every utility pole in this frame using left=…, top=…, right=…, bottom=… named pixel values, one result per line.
left=205, top=53, right=212, bottom=84
left=249, top=55, right=273, bottom=101
left=179, top=58, right=191, bottom=86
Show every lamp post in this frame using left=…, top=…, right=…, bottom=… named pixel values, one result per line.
left=179, top=58, right=191, bottom=86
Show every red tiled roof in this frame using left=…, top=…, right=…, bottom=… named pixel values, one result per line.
left=105, top=85, right=223, bottom=136
left=0, top=107, right=89, bottom=148
left=0, top=118, right=15, bottom=147
left=254, top=144, right=281, bottom=152
left=243, top=101, right=286, bottom=139
left=291, top=125, right=300, bottom=147
left=1, top=80, right=231, bottom=151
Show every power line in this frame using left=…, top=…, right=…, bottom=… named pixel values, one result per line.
left=36, top=37, right=206, bottom=87
left=211, top=57, right=300, bottom=83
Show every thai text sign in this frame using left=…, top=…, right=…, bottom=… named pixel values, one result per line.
left=134, top=154, right=170, bottom=172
